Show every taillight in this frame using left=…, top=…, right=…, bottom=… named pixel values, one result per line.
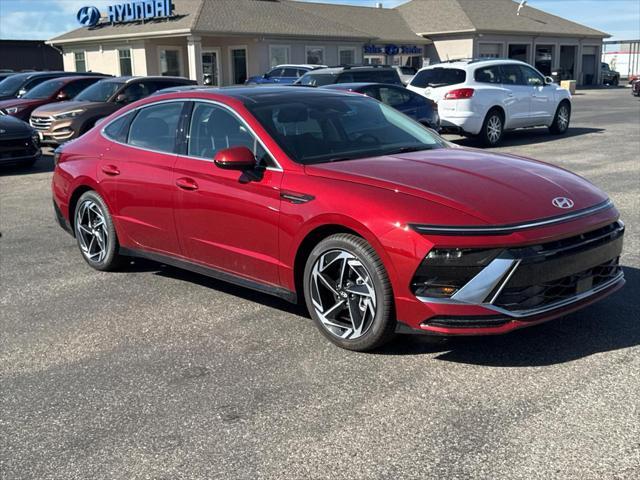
left=444, top=88, right=474, bottom=100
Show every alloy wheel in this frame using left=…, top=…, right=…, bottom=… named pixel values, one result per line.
left=310, top=249, right=377, bottom=340
left=75, top=200, right=109, bottom=263
left=487, top=115, right=502, bottom=144
left=557, top=105, right=569, bottom=131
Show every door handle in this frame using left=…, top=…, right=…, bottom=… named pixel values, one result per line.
left=176, top=177, right=199, bottom=191
left=101, top=164, right=120, bottom=176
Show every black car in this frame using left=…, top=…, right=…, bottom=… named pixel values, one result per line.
left=0, top=116, right=40, bottom=167
left=601, top=63, right=620, bottom=86
left=322, top=82, right=440, bottom=130
left=295, top=65, right=403, bottom=87
left=0, top=71, right=109, bottom=101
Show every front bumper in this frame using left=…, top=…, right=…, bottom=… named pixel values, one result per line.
left=30, top=115, right=77, bottom=145
left=0, top=136, right=40, bottom=165
left=396, top=215, right=625, bottom=336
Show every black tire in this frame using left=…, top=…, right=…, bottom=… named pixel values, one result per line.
left=303, top=233, right=395, bottom=351
left=479, top=108, right=504, bottom=147
left=549, top=101, right=571, bottom=135
left=613, top=76, right=619, bottom=86
left=73, top=190, right=124, bottom=271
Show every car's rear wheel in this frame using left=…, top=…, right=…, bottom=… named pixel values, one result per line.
left=74, top=191, right=124, bottom=271
left=479, top=109, right=504, bottom=147
left=549, top=101, right=571, bottom=135
left=303, top=234, right=395, bottom=351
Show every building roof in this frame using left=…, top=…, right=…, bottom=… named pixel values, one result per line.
left=48, top=0, right=426, bottom=45
left=396, top=0, right=609, bottom=38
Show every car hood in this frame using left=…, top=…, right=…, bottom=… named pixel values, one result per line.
left=32, top=100, right=108, bottom=116
left=0, top=115, right=34, bottom=137
left=305, top=148, right=609, bottom=225
left=0, top=98, right=46, bottom=111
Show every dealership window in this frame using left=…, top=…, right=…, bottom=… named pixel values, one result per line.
left=159, top=48, right=181, bottom=76
left=535, top=45, right=554, bottom=76
left=478, top=43, right=503, bottom=59
left=269, top=45, right=290, bottom=68
left=364, top=55, right=385, bottom=65
left=74, top=51, right=86, bottom=73
left=338, top=47, right=357, bottom=66
left=118, top=49, right=133, bottom=76
left=306, top=46, right=325, bottom=65
left=230, top=47, right=248, bottom=85
left=508, top=44, right=530, bottom=63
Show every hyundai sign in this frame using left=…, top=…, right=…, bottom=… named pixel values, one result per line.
left=77, top=0, right=175, bottom=27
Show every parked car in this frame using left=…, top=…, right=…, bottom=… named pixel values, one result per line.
left=295, top=65, right=403, bottom=87
left=52, top=86, right=624, bottom=351
left=245, top=65, right=327, bottom=85
left=0, top=115, right=40, bottom=167
left=0, top=76, right=106, bottom=122
left=30, top=76, right=196, bottom=145
left=322, top=82, right=439, bottom=129
left=601, top=62, right=620, bottom=86
left=0, top=72, right=16, bottom=82
left=407, top=59, right=572, bottom=146
left=0, top=71, right=106, bottom=101
left=392, top=65, right=418, bottom=85
left=632, top=78, right=640, bottom=97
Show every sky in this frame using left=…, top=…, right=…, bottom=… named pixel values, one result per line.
left=0, top=0, right=638, bottom=42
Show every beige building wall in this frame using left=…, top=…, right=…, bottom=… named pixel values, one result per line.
left=425, top=37, right=474, bottom=63
left=62, top=41, right=148, bottom=76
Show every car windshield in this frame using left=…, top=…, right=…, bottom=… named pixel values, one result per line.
left=246, top=94, right=445, bottom=165
left=22, top=79, right=65, bottom=99
left=0, top=74, right=28, bottom=96
left=297, top=73, right=337, bottom=87
left=74, top=80, right=123, bottom=102
left=411, top=68, right=466, bottom=88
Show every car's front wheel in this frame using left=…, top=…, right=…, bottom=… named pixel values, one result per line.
left=303, top=234, right=395, bottom=351
left=74, top=191, right=124, bottom=271
left=549, top=101, right=571, bottom=135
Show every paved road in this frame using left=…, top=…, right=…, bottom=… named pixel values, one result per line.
left=1, top=88, right=639, bottom=480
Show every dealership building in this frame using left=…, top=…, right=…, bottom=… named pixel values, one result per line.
left=48, top=0, right=609, bottom=86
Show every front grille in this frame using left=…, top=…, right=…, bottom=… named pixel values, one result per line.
left=495, top=258, right=621, bottom=311
left=30, top=115, right=53, bottom=131
left=493, top=222, right=624, bottom=311
left=0, top=137, right=37, bottom=160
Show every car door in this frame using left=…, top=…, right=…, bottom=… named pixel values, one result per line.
left=499, top=64, right=531, bottom=128
left=173, top=101, right=283, bottom=286
left=519, top=65, right=554, bottom=125
left=100, top=100, right=186, bottom=255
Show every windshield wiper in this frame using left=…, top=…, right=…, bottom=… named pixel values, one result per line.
left=384, top=145, right=434, bottom=155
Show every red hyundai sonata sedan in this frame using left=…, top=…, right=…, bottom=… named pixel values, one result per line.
left=52, top=87, right=625, bottom=351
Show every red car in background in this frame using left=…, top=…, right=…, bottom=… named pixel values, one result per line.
left=51, top=87, right=625, bottom=351
left=0, top=76, right=107, bottom=121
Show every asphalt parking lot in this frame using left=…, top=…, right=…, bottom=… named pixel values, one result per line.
left=1, top=87, right=639, bottom=480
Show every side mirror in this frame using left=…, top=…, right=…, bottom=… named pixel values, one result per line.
left=115, top=93, right=127, bottom=103
left=56, top=91, right=69, bottom=100
left=544, top=76, right=554, bottom=85
left=214, top=146, right=257, bottom=170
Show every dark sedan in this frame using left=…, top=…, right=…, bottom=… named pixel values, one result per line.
left=0, top=115, right=40, bottom=167
left=322, top=82, right=440, bottom=130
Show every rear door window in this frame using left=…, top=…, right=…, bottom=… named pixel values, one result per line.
left=281, top=68, right=299, bottom=78
left=127, top=102, right=184, bottom=153
left=378, top=86, right=411, bottom=107
left=410, top=68, right=466, bottom=88
left=474, top=66, right=501, bottom=84
left=103, top=110, right=135, bottom=143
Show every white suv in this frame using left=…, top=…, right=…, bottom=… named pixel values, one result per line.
left=407, top=59, right=572, bottom=146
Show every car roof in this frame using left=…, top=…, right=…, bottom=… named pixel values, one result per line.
left=305, top=66, right=396, bottom=74
left=153, top=85, right=357, bottom=104
left=418, top=58, right=530, bottom=71
left=273, top=64, right=327, bottom=70
left=321, top=82, right=396, bottom=90
left=40, top=75, right=107, bottom=84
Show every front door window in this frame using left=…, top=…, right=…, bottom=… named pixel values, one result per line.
left=202, top=51, right=219, bottom=86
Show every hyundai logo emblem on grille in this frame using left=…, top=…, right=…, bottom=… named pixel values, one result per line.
left=552, top=197, right=575, bottom=209
left=77, top=6, right=101, bottom=27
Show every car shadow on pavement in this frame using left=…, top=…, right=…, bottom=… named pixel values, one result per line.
left=0, top=153, right=54, bottom=176
left=380, top=266, right=639, bottom=366
left=448, top=127, right=605, bottom=149
left=123, top=257, right=307, bottom=316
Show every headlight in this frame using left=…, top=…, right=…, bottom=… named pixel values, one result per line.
left=31, top=131, right=40, bottom=145
left=411, top=248, right=502, bottom=298
left=5, top=106, right=23, bottom=114
left=54, top=109, right=85, bottom=119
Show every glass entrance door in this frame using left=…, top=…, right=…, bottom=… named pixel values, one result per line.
left=230, top=47, right=248, bottom=85
left=202, top=50, right=219, bottom=86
